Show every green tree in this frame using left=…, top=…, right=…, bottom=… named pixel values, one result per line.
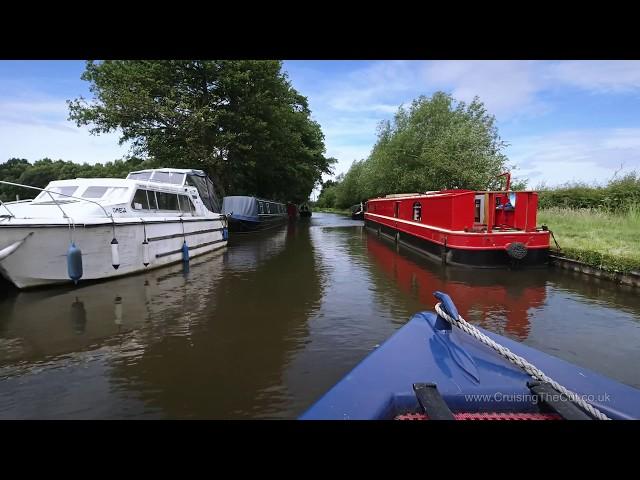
left=0, top=158, right=31, bottom=201
left=0, top=157, right=155, bottom=202
left=68, top=60, right=334, bottom=203
left=332, top=92, right=513, bottom=203
left=335, top=159, right=365, bottom=208
left=315, top=177, right=341, bottom=208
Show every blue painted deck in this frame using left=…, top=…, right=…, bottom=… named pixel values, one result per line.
left=301, top=293, right=640, bottom=420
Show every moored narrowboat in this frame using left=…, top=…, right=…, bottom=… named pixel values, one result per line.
left=222, top=196, right=288, bottom=232
left=364, top=174, right=550, bottom=267
left=351, top=202, right=365, bottom=220
left=299, top=204, right=312, bottom=218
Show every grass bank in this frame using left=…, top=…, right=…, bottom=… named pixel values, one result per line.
left=314, top=207, right=351, bottom=216
left=538, top=205, right=640, bottom=274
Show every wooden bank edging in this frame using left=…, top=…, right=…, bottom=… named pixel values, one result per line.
left=549, top=254, right=640, bottom=288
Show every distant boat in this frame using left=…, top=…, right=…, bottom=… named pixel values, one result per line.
left=0, top=168, right=228, bottom=289
left=351, top=203, right=364, bottom=220
left=299, top=204, right=312, bottom=218
left=222, top=196, right=287, bottom=232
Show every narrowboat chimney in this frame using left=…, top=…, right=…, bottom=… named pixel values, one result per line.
left=497, top=172, right=511, bottom=191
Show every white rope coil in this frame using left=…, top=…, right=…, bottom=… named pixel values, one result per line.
left=435, top=302, right=610, bottom=420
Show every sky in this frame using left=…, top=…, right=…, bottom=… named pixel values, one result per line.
left=1, top=60, right=640, bottom=192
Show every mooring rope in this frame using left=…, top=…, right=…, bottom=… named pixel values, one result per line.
left=434, top=302, right=610, bottom=420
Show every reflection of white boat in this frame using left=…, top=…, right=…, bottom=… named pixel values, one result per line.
left=0, top=168, right=227, bottom=288
left=0, top=249, right=226, bottom=365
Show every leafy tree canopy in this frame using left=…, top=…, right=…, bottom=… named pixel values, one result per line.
left=68, top=60, right=335, bottom=203
left=320, top=92, right=518, bottom=209
left=0, top=157, right=153, bottom=202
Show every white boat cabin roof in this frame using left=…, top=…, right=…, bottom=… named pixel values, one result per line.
left=26, top=169, right=213, bottom=205
left=126, top=168, right=207, bottom=186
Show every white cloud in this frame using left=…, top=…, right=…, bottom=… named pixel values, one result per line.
left=422, top=60, right=549, bottom=120
left=320, top=116, right=382, bottom=139
left=548, top=61, right=640, bottom=93
left=316, top=61, right=424, bottom=114
left=0, top=119, right=129, bottom=164
left=507, top=128, right=640, bottom=186
left=0, top=94, right=130, bottom=164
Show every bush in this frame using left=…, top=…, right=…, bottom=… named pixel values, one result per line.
left=539, top=172, right=640, bottom=212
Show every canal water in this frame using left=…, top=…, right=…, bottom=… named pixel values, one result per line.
left=1, top=213, right=639, bottom=419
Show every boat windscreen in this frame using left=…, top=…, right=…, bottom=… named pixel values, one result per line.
left=34, top=186, right=79, bottom=202
left=186, top=174, right=222, bottom=213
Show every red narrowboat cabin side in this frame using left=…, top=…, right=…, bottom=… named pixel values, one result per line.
left=364, top=187, right=550, bottom=267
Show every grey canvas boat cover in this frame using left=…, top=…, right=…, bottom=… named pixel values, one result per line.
left=222, top=196, right=259, bottom=220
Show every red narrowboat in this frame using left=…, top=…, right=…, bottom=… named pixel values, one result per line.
left=364, top=174, right=550, bottom=267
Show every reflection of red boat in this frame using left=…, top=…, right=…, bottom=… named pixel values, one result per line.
left=364, top=173, right=550, bottom=267
left=366, top=232, right=547, bottom=340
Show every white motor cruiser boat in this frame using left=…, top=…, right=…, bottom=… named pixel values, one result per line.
left=0, top=168, right=228, bottom=289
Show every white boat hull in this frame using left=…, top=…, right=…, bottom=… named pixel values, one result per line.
left=0, top=218, right=227, bottom=289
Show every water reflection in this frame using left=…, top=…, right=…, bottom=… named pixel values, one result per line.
left=364, top=231, right=547, bottom=340
left=107, top=223, right=324, bottom=418
left=0, top=251, right=225, bottom=367
left=70, top=298, right=87, bottom=335
left=361, top=229, right=640, bottom=388
left=1, top=213, right=639, bottom=418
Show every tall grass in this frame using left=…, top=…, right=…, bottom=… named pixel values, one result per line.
left=539, top=203, right=640, bottom=273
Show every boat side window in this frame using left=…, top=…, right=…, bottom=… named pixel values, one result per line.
left=156, top=191, right=179, bottom=211
left=413, top=202, right=422, bottom=222
left=267, top=203, right=271, bottom=214
left=148, top=190, right=158, bottom=210
left=35, top=186, right=79, bottom=202
left=132, top=189, right=151, bottom=210
left=178, top=194, right=194, bottom=214
left=82, top=186, right=109, bottom=199
left=259, top=201, right=264, bottom=214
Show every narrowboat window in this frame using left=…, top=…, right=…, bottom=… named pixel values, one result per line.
left=156, top=191, right=179, bottom=211
left=82, top=186, right=109, bottom=199
left=267, top=203, right=271, bottom=213
left=132, top=189, right=150, bottom=210
left=413, top=202, right=422, bottom=222
left=496, top=198, right=502, bottom=206
left=259, top=201, right=264, bottom=214
left=475, top=199, right=481, bottom=222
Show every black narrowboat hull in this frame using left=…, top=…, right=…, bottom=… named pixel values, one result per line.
left=228, top=215, right=288, bottom=233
